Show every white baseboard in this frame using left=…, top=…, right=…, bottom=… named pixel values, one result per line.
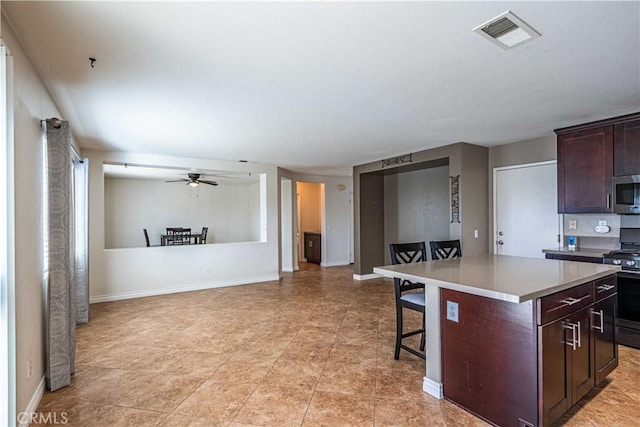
left=353, top=273, right=382, bottom=281
left=89, top=275, right=280, bottom=303
left=17, top=375, right=45, bottom=427
left=282, top=267, right=294, bottom=272
left=320, top=261, right=350, bottom=267
left=423, top=376, right=443, bottom=399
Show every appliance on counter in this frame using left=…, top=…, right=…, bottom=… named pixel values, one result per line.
left=613, top=174, right=640, bottom=214
left=603, top=227, right=640, bottom=348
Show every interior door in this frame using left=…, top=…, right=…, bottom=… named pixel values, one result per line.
left=495, top=162, right=560, bottom=258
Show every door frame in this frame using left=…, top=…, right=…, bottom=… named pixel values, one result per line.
left=493, top=160, right=559, bottom=255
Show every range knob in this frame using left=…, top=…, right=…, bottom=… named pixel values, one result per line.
left=612, top=259, right=622, bottom=265
left=625, top=260, right=636, bottom=267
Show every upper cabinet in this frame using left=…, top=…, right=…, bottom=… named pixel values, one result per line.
left=557, top=127, right=614, bottom=213
left=614, top=119, right=640, bottom=176
left=556, top=113, right=640, bottom=214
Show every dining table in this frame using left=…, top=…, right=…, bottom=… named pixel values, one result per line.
left=160, top=233, right=204, bottom=246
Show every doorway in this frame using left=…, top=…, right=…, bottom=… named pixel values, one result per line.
left=280, top=178, right=294, bottom=272
left=494, top=161, right=560, bottom=258
left=297, top=182, right=323, bottom=264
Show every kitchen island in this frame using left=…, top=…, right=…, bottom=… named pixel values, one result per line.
left=374, top=253, right=620, bottom=426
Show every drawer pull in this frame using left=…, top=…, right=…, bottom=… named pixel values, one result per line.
left=597, top=284, right=615, bottom=292
left=592, top=309, right=604, bottom=333
left=561, top=297, right=581, bottom=305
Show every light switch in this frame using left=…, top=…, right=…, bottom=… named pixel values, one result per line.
left=446, top=301, right=459, bottom=323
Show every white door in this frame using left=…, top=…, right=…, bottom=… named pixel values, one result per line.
left=494, top=161, right=560, bottom=258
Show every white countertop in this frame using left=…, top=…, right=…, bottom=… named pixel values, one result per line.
left=373, top=253, right=620, bottom=303
left=542, top=247, right=611, bottom=258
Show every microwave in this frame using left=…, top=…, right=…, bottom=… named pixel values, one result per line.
left=614, top=175, right=640, bottom=214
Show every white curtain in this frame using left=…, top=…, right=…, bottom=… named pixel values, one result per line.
left=43, top=119, right=75, bottom=391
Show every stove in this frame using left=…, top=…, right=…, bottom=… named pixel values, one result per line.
left=605, top=227, right=640, bottom=348
left=603, top=228, right=640, bottom=273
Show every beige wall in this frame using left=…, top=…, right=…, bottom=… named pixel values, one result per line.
left=2, top=15, right=62, bottom=417
left=297, top=181, right=321, bottom=234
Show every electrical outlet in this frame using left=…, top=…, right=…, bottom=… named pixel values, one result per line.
left=446, top=301, right=459, bottom=323
left=205, top=266, right=211, bottom=275
left=27, top=359, right=32, bottom=379
left=568, top=219, right=578, bottom=230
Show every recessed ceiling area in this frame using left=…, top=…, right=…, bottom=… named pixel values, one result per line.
left=3, top=1, right=639, bottom=176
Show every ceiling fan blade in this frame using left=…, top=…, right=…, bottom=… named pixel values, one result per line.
left=165, top=179, right=189, bottom=183
left=200, top=180, right=218, bottom=186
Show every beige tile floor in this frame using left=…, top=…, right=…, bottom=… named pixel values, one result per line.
left=35, top=264, right=639, bottom=426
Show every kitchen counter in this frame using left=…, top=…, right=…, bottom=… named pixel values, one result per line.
left=373, top=254, right=620, bottom=410
left=542, top=246, right=611, bottom=258
left=374, top=253, right=618, bottom=303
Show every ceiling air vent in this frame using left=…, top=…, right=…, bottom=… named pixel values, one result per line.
left=474, top=11, right=540, bottom=50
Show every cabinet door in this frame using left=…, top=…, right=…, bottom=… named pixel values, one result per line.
left=570, top=307, right=595, bottom=404
left=592, top=294, right=618, bottom=384
left=614, top=119, right=640, bottom=176
left=540, top=308, right=595, bottom=425
left=539, top=319, right=570, bottom=425
left=557, top=126, right=614, bottom=213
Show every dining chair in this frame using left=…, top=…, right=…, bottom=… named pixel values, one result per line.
left=429, top=239, right=462, bottom=260
left=201, top=227, right=208, bottom=244
left=389, top=242, right=427, bottom=360
left=143, top=228, right=151, bottom=247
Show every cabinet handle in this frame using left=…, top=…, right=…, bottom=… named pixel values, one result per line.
left=563, top=322, right=578, bottom=350
left=576, top=320, right=581, bottom=348
left=560, top=297, right=580, bottom=305
left=597, top=284, right=615, bottom=292
left=592, top=309, right=604, bottom=333
left=607, top=194, right=611, bottom=209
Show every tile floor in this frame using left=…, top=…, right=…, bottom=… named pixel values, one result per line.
left=35, top=264, right=639, bottom=426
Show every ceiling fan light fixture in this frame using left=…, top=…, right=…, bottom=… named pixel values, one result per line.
left=474, top=11, right=540, bottom=50
left=188, top=181, right=199, bottom=188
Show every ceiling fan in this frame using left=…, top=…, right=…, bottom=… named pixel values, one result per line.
left=165, top=173, right=218, bottom=187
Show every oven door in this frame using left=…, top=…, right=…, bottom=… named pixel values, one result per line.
left=617, top=271, right=640, bottom=348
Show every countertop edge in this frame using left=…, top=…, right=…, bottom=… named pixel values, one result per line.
left=373, top=264, right=620, bottom=304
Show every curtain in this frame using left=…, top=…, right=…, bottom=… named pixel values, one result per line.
left=73, top=158, right=89, bottom=324
left=43, top=119, right=75, bottom=391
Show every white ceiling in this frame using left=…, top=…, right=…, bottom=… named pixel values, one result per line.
left=3, top=1, right=639, bottom=176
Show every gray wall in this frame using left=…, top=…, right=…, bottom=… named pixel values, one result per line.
left=354, top=142, right=488, bottom=275
left=383, top=165, right=449, bottom=263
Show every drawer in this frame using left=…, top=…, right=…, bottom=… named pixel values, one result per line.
left=594, top=275, right=617, bottom=301
left=537, top=282, right=594, bottom=325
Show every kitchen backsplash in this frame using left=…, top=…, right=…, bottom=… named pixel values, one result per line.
left=562, top=214, right=620, bottom=250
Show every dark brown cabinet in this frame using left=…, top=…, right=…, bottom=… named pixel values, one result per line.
left=304, top=232, right=321, bottom=264
left=556, top=126, right=614, bottom=213
left=441, top=273, right=618, bottom=427
left=555, top=112, right=640, bottom=213
left=539, top=276, right=617, bottom=426
left=614, top=118, right=640, bottom=176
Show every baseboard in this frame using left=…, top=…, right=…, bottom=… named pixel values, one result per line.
left=423, top=376, right=443, bottom=399
left=17, top=375, right=45, bottom=427
left=320, top=261, right=350, bottom=267
left=89, top=275, right=280, bottom=303
left=282, top=267, right=294, bottom=272
left=353, top=273, right=382, bottom=281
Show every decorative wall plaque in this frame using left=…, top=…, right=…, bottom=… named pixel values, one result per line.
left=381, top=153, right=412, bottom=169
left=450, top=175, right=460, bottom=223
